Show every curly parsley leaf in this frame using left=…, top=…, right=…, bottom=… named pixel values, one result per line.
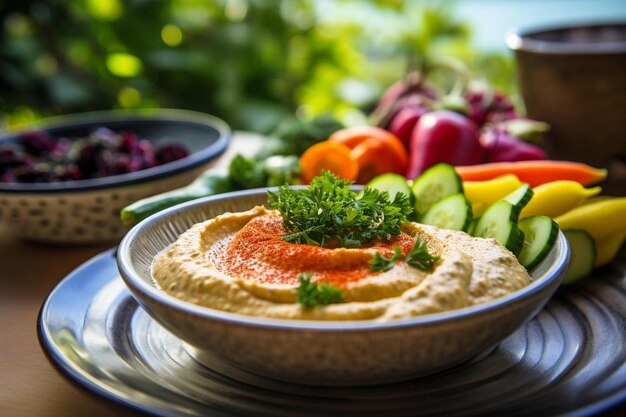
left=295, top=273, right=344, bottom=308
left=369, top=238, right=440, bottom=273
left=267, top=171, right=413, bottom=247
left=405, top=238, right=441, bottom=271
left=369, top=247, right=404, bottom=272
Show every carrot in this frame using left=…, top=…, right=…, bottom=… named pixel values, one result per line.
left=454, top=160, right=607, bottom=187
left=328, top=126, right=408, bottom=180
left=299, top=141, right=359, bottom=184
left=350, top=138, right=400, bottom=184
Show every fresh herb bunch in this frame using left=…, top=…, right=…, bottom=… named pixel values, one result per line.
left=369, top=238, right=441, bottom=273
left=295, top=273, right=344, bottom=308
left=268, top=171, right=413, bottom=247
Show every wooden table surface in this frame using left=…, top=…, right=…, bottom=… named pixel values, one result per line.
left=0, top=132, right=259, bottom=417
left=1, top=132, right=624, bottom=417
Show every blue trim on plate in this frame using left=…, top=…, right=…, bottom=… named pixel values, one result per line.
left=37, top=249, right=181, bottom=417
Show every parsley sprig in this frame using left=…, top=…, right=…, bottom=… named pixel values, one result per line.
left=369, top=238, right=441, bottom=273
left=268, top=171, right=413, bottom=247
left=369, top=247, right=404, bottom=272
left=295, top=273, right=344, bottom=308
left=405, top=239, right=441, bottom=271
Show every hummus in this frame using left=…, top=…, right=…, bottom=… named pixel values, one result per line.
left=152, top=206, right=530, bottom=321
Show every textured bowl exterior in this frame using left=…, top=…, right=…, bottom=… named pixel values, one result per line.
left=117, top=190, right=570, bottom=385
left=0, top=165, right=208, bottom=243
left=0, top=109, right=230, bottom=243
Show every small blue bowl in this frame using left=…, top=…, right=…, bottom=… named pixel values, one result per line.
left=0, top=109, right=230, bottom=243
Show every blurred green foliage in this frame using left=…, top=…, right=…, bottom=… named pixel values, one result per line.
left=0, top=0, right=517, bottom=132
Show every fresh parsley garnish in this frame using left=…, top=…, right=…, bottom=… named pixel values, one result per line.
left=369, top=247, right=404, bottom=272
left=295, top=273, right=344, bottom=308
left=267, top=171, right=413, bottom=247
left=405, top=238, right=441, bottom=271
left=369, top=238, right=440, bottom=273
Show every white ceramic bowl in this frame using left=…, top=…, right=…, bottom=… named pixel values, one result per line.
left=0, top=109, right=230, bottom=243
left=117, top=189, right=570, bottom=386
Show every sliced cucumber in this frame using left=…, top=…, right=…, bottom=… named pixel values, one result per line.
left=467, top=218, right=478, bottom=236
left=503, top=183, right=533, bottom=219
left=473, top=200, right=525, bottom=255
left=518, top=216, right=559, bottom=270
left=563, top=229, right=596, bottom=285
left=411, top=163, right=463, bottom=218
left=420, top=193, right=472, bottom=232
left=367, top=173, right=413, bottom=203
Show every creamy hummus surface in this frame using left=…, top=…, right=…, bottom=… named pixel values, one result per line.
left=151, top=206, right=530, bottom=321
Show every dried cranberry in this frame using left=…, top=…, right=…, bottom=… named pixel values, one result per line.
left=155, top=143, right=190, bottom=165
left=13, top=163, right=49, bottom=183
left=0, top=171, right=16, bottom=183
left=21, top=131, right=56, bottom=156
left=120, top=131, right=140, bottom=153
left=76, top=142, right=103, bottom=177
left=136, top=140, right=157, bottom=168
left=0, top=146, right=24, bottom=173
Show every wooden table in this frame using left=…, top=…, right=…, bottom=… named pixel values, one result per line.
left=1, top=132, right=624, bottom=417
left=0, top=132, right=260, bottom=417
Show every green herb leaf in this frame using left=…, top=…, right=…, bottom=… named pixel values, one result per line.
left=228, top=154, right=267, bottom=189
left=267, top=171, right=413, bottom=247
left=369, top=247, right=404, bottom=272
left=405, top=238, right=441, bottom=271
left=295, top=273, right=344, bottom=308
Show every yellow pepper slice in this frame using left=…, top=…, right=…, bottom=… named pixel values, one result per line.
left=520, top=181, right=601, bottom=219
left=463, top=174, right=523, bottom=217
left=594, top=231, right=626, bottom=267
left=554, top=197, right=626, bottom=241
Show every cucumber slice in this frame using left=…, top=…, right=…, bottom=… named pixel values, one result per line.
left=411, top=163, right=463, bottom=218
left=518, top=216, right=559, bottom=270
left=503, top=183, right=533, bottom=220
left=563, top=229, right=596, bottom=284
left=420, top=193, right=472, bottom=232
left=473, top=200, right=525, bottom=255
left=366, top=173, right=413, bottom=203
left=467, top=218, right=478, bottom=236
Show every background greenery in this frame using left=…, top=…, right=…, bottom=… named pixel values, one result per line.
left=0, top=0, right=518, bottom=133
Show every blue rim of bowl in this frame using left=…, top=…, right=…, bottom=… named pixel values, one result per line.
left=0, top=109, right=231, bottom=193
left=506, top=21, right=626, bottom=54
left=117, top=188, right=571, bottom=332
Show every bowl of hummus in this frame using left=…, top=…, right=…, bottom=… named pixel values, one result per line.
left=117, top=182, right=569, bottom=386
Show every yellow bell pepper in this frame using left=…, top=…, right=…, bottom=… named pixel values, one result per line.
left=594, top=231, right=626, bottom=267
left=554, top=197, right=626, bottom=241
left=577, top=195, right=613, bottom=207
left=520, top=181, right=601, bottom=219
left=463, top=174, right=523, bottom=217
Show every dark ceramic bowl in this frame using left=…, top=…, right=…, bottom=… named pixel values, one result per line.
left=0, top=109, right=230, bottom=243
left=117, top=189, right=570, bottom=386
left=507, top=22, right=626, bottom=194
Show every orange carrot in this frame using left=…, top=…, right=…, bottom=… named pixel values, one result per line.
left=300, top=141, right=359, bottom=184
left=455, top=160, right=607, bottom=187
left=328, top=126, right=408, bottom=180
left=350, top=138, right=401, bottom=184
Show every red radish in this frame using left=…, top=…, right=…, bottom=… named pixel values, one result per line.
left=407, top=110, right=483, bottom=179
left=387, top=103, right=429, bottom=149
left=372, top=75, right=438, bottom=127
left=465, top=89, right=517, bottom=127
left=481, top=125, right=547, bottom=162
